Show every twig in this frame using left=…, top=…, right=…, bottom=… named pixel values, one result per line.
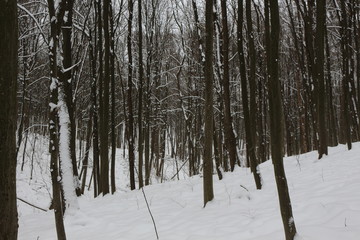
left=141, top=187, right=159, bottom=240
left=17, top=197, right=48, bottom=212
left=170, top=158, right=189, bottom=180
left=134, top=166, right=159, bottom=239
left=240, top=184, right=249, bottom=192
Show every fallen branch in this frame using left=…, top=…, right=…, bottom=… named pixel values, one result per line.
left=141, top=187, right=159, bottom=240
left=134, top=166, right=159, bottom=239
left=170, top=158, right=189, bottom=180
left=17, top=197, right=48, bottom=212
left=240, top=184, right=249, bottom=192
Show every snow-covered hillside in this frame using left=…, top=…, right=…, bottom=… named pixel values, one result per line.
left=17, top=139, right=360, bottom=240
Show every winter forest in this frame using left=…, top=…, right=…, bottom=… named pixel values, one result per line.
left=1, top=0, right=360, bottom=239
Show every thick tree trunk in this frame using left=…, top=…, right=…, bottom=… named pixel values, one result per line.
left=60, top=0, right=81, bottom=196
left=266, top=0, right=297, bottom=239
left=339, top=0, right=352, bottom=150
left=220, top=0, right=237, bottom=172
left=315, top=0, right=328, bottom=159
left=0, top=0, right=19, bottom=238
left=325, top=29, right=338, bottom=146
left=237, top=0, right=262, bottom=189
left=58, top=80, right=79, bottom=214
left=203, top=0, right=214, bottom=207
left=47, top=0, right=68, bottom=238
left=245, top=0, right=262, bottom=188
left=101, top=0, right=111, bottom=195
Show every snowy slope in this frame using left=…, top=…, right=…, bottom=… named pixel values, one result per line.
left=17, top=141, right=360, bottom=240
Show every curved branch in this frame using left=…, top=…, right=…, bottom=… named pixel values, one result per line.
left=17, top=3, right=49, bottom=45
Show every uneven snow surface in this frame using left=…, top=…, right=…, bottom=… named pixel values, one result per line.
left=17, top=140, right=360, bottom=240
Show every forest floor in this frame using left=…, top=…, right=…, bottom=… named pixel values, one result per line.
left=16, top=137, right=360, bottom=240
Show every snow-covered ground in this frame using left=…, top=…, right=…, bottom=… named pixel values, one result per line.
left=17, top=137, right=360, bottom=240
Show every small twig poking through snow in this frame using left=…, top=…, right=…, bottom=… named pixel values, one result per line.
left=296, top=155, right=301, bottom=171
left=135, top=166, right=159, bottom=239
left=170, top=158, right=189, bottom=180
left=344, top=218, right=347, bottom=227
left=141, top=188, right=159, bottom=240
left=240, top=185, right=249, bottom=192
left=17, top=197, right=48, bottom=212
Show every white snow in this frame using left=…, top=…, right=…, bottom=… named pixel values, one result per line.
left=17, top=141, right=360, bottom=240
left=57, top=93, right=79, bottom=215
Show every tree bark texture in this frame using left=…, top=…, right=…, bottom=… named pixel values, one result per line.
left=266, top=0, right=297, bottom=239
left=127, top=0, right=136, bottom=190
left=203, top=0, right=215, bottom=207
left=220, top=0, right=237, bottom=172
left=0, top=0, right=19, bottom=238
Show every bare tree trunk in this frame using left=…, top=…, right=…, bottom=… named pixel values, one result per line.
left=245, top=0, right=262, bottom=188
left=138, top=0, right=144, bottom=189
left=144, top=0, right=156, bottom=187
left=89, top=24, right=100, bottom=197
left=325, top=29, right=338, bottom=146
left=220, top=0, right=237, bottom=172
left=96, top=0, right=104, bottom=195
left=47, top=0, right=67, bottom=238
left=340, top=0, right=352, bottom=150
left=80, top=107, right=92, bottom=194
left=213, top=119, right=223, bottom=180
left=60, top=0, right=81, bottom=197
left=110, top=0, right=116, bottom=194
left=100, top=0, right=111, bottom=195
left=203, top=0, right=214, bottom=207
left=315, top=0, right=328, bottom=159
left=266, top=0, right=297, bottom=239
left=127, top=0, right=136, bottom=190
left=0, top=0, right=19, bottom=238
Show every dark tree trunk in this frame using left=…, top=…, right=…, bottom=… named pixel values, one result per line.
left=89, top=26, right=100, bottom=197
left=266, top=0, right=297, bottom=239
left=203, top=0, right=215, bottom=207
left=80, top=112, right=92, bottom=194
left=220, top=0, right=237, bottom=172
left=285, top=0, right=308, bottom=154
left=245, top=0, right=262, bottom=189
left=96, top=0, right=104, bottom=195
left=340, top=0, right=352, bottom=150
left=237, top=0, right=262, bottom=189
left=144, top=0, right=156, bottom=187
left=109, top=0, right=116, bottom=194
left=213, top=119, right=223, bottom=180
left=47, top=0, right=68, bottom=238
left=0, top=0, right=18, bottom=238
left=60, top=0, right=81, bottom=197
left=138, top=0, right=144, bottom=189
left=101, top=0, right=111, bottom=195
left=315, top=0, right=328, bottom=159
left=325, top=29, right=338, bottom=146
left=127, top=0, right=136, bottom=190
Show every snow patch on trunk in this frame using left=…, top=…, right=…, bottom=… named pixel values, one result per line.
left=58, top=90, right=79, bottom=215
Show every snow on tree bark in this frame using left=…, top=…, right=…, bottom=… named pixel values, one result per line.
left=58, top=87, right=79, bottom=214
